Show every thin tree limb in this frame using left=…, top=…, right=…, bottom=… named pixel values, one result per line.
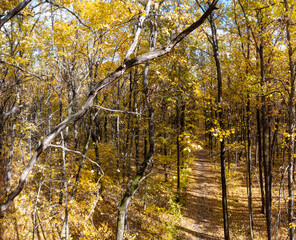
left=0, top=59, right=48, bottom=80
left=0, top=0, right=32, bottom=28
left=93, top=105, right=142, bottom=116
left=49, top=144, right=101, bottom=169
left=0, top=0, right=218, bottom=212
left=124, top=0, right=152, bottom=60
left=45, top=0, right=93, bottom=33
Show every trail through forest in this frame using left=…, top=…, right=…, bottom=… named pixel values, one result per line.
left=178, top=150, right=224, bottom=239
left=177, top=149, right=273, bottom=239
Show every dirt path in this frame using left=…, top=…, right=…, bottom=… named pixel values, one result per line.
left=178, top=150, right=224, bottom=239
left=178, top=149, right=271, bottom=239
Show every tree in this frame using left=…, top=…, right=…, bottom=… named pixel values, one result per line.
left=283, top=0, right=296, bottom=238
left=0, top=1, right=219, bottom=239
left=208, top=8, right=230, bottom=240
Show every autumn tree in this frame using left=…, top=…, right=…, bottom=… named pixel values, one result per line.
left=0, top=0, right=219, bottom=239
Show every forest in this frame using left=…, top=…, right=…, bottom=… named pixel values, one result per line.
left=1, top=0, right=296, bottom=239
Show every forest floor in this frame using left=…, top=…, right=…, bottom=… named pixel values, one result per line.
left=177, top=150, right=224, bottom=239
left=177, top=149, right=274, bottom=240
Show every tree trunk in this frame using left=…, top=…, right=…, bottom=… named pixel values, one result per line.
left=176, top=98, right=181, bottom=202
left=116, top=53, right=155, bottom=240
left=256, top=102, right=265, bottom=214
left=71, top=119, right=92, bottom=199
left=284, top=1, right=295, bottom=238
left=209, top=12, right=230, bottom=240
left=6, top=120, right=16, bottom=195
left=116, top=17, right=157, bottom=239
left=246, top=95, right=254, bottom=239
left=259, top=41, right=272, bottom=240
left=0, top=120, right=4, bottom=240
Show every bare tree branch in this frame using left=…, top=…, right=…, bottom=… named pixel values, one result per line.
left=45, top=0, right=93, bottom=33
left=93, top=105, right=142, bottom=116
left=0, top=0, right=219, bottom=212
left=125, top=0, right=152, bottom=60
left=48, top=144, right=101, bottom=169
left=0, top=0, right=32, bottom=28
left=0, top=59, right=48, bottom=80
left=0, top=103, right=28, bottom=118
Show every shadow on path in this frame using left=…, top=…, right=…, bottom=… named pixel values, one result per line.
left=178, top=150, right=224, bottom=240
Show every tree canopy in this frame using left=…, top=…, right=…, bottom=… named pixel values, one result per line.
left=1, top=0, right=296, bottom=239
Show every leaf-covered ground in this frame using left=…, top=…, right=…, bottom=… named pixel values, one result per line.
left=178, top=150, right=288, bottom=239
left=178, top=150, right=224, bottom=239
